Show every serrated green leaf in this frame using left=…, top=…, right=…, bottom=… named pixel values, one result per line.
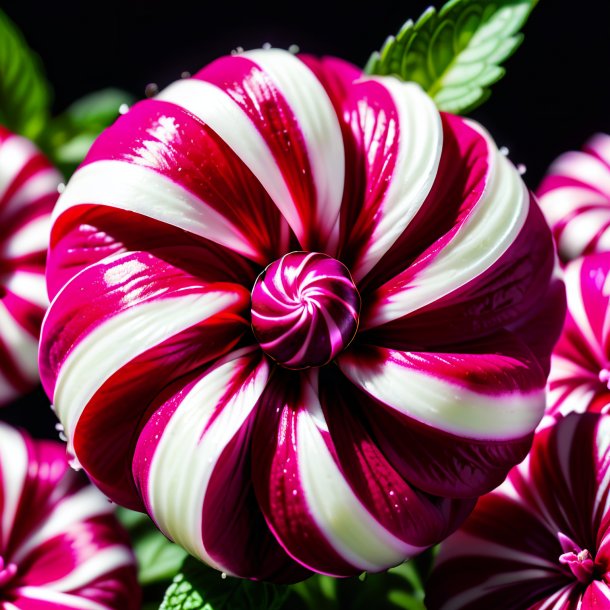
left=0, top=8, right=51, bottom=138
left=39, top=87, right=134, bottom=177
left=365, top=0, right=538, bottom=114
left=116, top=507, right=187, bottom=586
left=160, top=557, right=290, bottom=610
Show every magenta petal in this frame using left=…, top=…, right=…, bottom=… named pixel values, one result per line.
left=0, top=423, right=139, bottom=609
left=427, top=413, right=610, bottom=610
left=132, top=347, right=308, bottom=582
left=0, top=127, right=59, bottom=405
left=537, top=133, right=610, bottom=263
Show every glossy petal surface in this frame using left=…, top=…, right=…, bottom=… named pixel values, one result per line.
left=538, top=133, right=610, bottom=264
left=0, top=422, right=139, bottom=609
left=0, top=127, right=59, bottom=405
left=427, top=413, right=610, bottom=610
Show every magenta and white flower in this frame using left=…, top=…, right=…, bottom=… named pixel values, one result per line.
left=545, top=253, right=610, bottom=422
left=427, top=412, right=610, bottom=609
left=0, top=127, right=59, bottom=405
left=537, top=133, right=610, bottom=264
left=39, top=49, right=564, bottom=581
left=0, top=422, right=139, bottom=609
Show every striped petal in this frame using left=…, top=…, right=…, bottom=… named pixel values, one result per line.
left=0, top=422, right=139, bottom=609
left=132, top=347, right=307, bottom=582
left=252, top=368, right=428, bottom=576
left=538, top=133, right=610, bottom=263
left=427, top=413, right=610, bottom=610
left=338, top=78, right=442, bottom=281
left=0, top=127, right=59, bottom=405
left=39, top=250, right=250, bottom=508
left=545, top=254, right=610, bottom=421
left=159, top=49, right=345, bottom=253
left=363, top=119, right=530, bottom=330
left=339, top=333, right=546, bottom=497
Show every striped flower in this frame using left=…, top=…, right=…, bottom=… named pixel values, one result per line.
left=537, top=133, right=610, bottom=264
left=426, top=412, right=610, bottom=609
left=39, top=49, right=564, bottom=581
left=0, top=127, right=59, bottom=405
left=0, top=422, right=139, bottom=609
left=545, top=253, right=610, bottom=422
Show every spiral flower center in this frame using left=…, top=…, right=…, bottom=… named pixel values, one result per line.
left=0, top=556, right=17, bottom=590
left=251, top=251, right=360, bottom=369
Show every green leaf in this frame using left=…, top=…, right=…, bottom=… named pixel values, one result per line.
left=40, top=88, right=134, bottom=177
left=365, top=0, right=538, bottom=114
left=116, top=507, right=188, bottom=586
left=0, top=8, right=51, bottom=138
left=289, top=549, right=438, bottom=610
left=160, top=557, right=290, bottom=610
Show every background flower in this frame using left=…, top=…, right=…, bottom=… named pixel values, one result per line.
left=39, top=49, right=563, bottom=581
left=0, top=127, right=58, bottom=406
left=537, top=133, right=610, bottom=264
left=0, top=421, right=140, bottom=609
left=545, top=253, right=610, bottom=423
left=426, top=412, right=610, bottom=609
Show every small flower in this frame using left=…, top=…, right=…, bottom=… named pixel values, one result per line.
left=544, top=253, right=610, bottom=423
left=426, top=412, right=610, bottom=609
left=537, top=133, right=610, bottom=264
left=0, top=127, right=59, bottom=405
left=40, top=49, right=563, bottom=580
left=0, top=422, right=140, bottom=609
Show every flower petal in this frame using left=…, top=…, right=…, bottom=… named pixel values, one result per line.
left=339, top=334, right=545, bottom=497
left=158, top=49, right=345, bottom=252
left=251, top=368, right=430, bottom=576
left=39, top=251, right=250, bottom=508
left=364, top=121, right=530, bottom=329
left=132, top=347, right=306, bottom=582
left=339, top=78, right=442, bottom=281
left=427, top=413, right=610, bottom=610
left=0, top=423, right=138, bottom=610
left=538, top=133, right=610, bottom=262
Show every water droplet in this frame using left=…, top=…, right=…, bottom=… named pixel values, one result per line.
left=118, top=103, right=129, bottom=115
left=288, top=44, right=300, bottom=54
left=517, top=163, right=527, bottom=175
left=499, top=146, right=509, bottom=156
left=221, top=572, right=227, bottom=579
left=145, top=83, right=159, bottom=98
left=57, top=183, right=65, bottom=194
left=181, top=71, right=191, bottom=79
left=389, top=490, right=395, bottom=496
left=262, top=42, right=272, bottom=50
left=231, top=46, right=244, bottom=55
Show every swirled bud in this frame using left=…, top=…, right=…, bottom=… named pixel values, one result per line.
left=251, top=251, right=360, bottom=368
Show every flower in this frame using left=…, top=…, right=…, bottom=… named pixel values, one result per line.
left=0, top=127, right=59, bottom=405
left=0, top=421, right=139, bottom=609
left=426, top=412, right=610, bottom=609
left=545, top=253, right=610, bottom=423
left=537, top=133, right=610, bottom=264
left=39, top=49, right=564, bottom=581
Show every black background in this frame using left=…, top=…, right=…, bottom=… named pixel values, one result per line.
left=1, top=0, right=609, bottom=437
